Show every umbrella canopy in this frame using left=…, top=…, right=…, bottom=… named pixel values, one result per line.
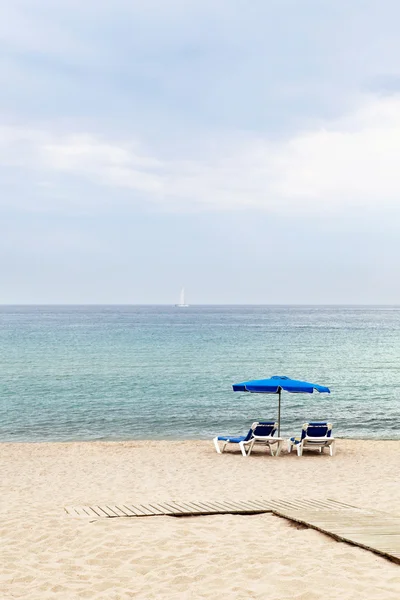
left=232, top=375, right=330, bottom=435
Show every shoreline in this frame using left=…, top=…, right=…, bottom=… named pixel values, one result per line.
left=1, top=435, right=400, bottom=445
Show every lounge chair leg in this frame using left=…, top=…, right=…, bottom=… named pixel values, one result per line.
left=275, top=441, right=283, bottom=457
left=330, top=442, right=336, bottom=457
left=239, top=441, right=248, bottom=457
left=213, top=437, right=221, bottom=454
left=247, top=439, right=255, bottom=457
left=287, top=441, right=292, bottom=453
left=297, top=444, right=303, bottom=457
left=269, top=442, right=280, bottom=457
left=267, top=443, right=273, bottom=456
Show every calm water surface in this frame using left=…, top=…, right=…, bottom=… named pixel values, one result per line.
left=0, top=305, right=399, bottom=441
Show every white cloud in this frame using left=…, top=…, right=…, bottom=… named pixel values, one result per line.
left=1, top=95, right=400, bottom=216
left=268, top=98, right=400, bottom=211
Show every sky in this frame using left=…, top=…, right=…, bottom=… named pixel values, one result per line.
left=1, top=0, right=400, bottom=304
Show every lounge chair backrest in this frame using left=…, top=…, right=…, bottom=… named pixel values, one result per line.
left=243, top=427, right=255, bottom=442
left=241, top=422, right=278, bottom=443
left=301, top=422, right=332, bottom=440
left=252, top=421, right=277, bottom=437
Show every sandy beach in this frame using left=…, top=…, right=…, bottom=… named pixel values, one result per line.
left=1, top=439, right=400, bottom=599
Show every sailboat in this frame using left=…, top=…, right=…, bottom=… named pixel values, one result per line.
left=175, top=287, right=189, bottom=307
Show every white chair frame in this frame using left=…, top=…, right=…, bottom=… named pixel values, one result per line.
left=287, top=423, right=335, bottom=457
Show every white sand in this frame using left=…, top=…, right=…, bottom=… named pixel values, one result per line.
left=1, top=439, right=400, bottom=599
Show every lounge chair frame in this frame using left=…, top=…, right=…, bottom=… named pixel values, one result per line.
left=288, top=422, right=335, bottom=456
left=213, top=421, right=283, bottom=457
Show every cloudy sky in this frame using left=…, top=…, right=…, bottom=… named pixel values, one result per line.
left=1, top=0, right=400, bottom=303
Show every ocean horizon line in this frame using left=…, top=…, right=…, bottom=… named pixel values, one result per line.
left=1, top=303, right=400, bottom=308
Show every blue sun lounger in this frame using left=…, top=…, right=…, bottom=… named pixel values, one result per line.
left=213, top=421, right=282, bottom=457
left=288, top=422, right=335, bottom=456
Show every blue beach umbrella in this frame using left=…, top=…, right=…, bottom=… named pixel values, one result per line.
left=232, top=375, right=330, bottom=436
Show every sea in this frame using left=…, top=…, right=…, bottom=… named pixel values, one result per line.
left=0, top=305, right=399, bottom=442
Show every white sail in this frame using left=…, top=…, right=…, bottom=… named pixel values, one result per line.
left=176, top=287, right=189, bottom=307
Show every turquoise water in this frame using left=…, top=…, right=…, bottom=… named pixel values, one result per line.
left=0, top=305, right=399, bottom=442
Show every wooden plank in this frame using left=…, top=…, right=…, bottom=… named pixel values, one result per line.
left=189, top=500, right=226, bottom=513
left=234, top=500, right=273, bottom=513
left=179, top=500, right=222, bottom=515
left=162, top=500, right=206, bottom=515
left=87, top=505, right=104, bottom=518
left=125, top=503, right=156, bottom=516
left=270, top=506, right=400, bottom=564
left=209, top=499, right=267, bottom=513
left=274, top=498, right=333, bottom=512
left=117, top=505, right=137, bottom=517
left=246, top=499, right=280, bottom=511
left=146, top=503, right=172, bottom=515
left=272, top=499, right=314, bottom=511
left=96, top=505, right=119, bottom=517
left=293, top=499, right=348, bottom=511
left=165, top=501, right=198, bottom=515
left=123, top=504, right=149, bottom=516
left=233, top=499, right=275, bottom=512
left=81, top=506, right=99, bottom=518
left=138, top=504, right=160, bottom=516
left=65, top=506, right=77, bottom=517
left=135, top=504, right=159, bottom=516
left=113, top=505, right=135, bottom=517
left=104, top=505, right=125, bottom=517
left=223, top=499, right=274, bottom=513
left=169, top=501, right=203, bottom=515
left=299, top=499, right=355, bottom=511
left=184, top=500, right=222, bottom=514
left=69, top=506, right=91, bottom=518
left=295, top=499, right=348, bottom=511
left=208, top=499, right=262, bottom=513
left=347, top=534, right=400, bottom=544
left=203, top=500, right=244, bottom=513
left=163, top=502, right=192, bottom=515
left=265, top=499, right=311, bottom=513
left=180, top=500, right=230, bottom=515
left=151, top=502, right=182, bottom=515
left=188, top=499, right=258, bottom=515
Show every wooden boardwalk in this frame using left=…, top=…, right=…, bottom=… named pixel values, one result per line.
left=65, top=498, right=400, bottom=564
left=272, top=505, right=400, bottom=565
left=64, top=498, right=354, bottom=519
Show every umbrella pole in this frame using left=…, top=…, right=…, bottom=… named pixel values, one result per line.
left=278, top=389, right=281, bottom=436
